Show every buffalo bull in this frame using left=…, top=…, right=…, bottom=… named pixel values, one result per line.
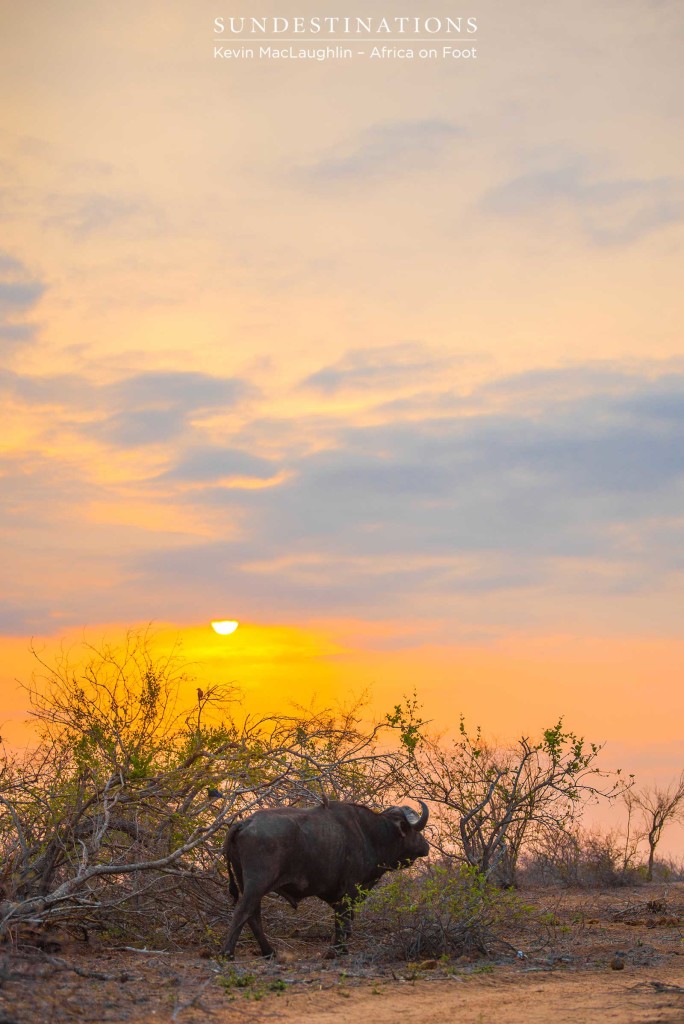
left=222, top=799, right=429, bottom=959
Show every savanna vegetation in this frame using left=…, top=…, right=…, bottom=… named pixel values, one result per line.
left=1, top=631, right=682, bottom=966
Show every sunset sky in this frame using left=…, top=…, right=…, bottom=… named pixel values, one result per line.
left=1, top=1, right=683, bottom=843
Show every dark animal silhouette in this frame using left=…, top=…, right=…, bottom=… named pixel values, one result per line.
left=222, top=799, right=429, bottom=958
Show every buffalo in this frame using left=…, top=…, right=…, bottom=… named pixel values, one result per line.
left=222, top=798, right=429, bottom=959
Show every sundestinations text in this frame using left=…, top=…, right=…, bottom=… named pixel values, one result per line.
left=213, top=16, right=478, bottom=35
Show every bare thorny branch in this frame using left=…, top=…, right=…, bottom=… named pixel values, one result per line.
left=0, top=632, right=408, bottom=942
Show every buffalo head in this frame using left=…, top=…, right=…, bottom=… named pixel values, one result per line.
left=381, top=799, right=430, bottom=864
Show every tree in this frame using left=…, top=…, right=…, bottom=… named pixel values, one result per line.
left=406, top=717, right=618, bottom=885
left=622, top=771, right=684, bottom=881
left=0, top=632, right=398, bottom=944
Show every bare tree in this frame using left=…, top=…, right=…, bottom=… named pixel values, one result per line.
left=622, top=771, right=684, bottom=881
left=404, top=715, right=618, bottom=885
left=0, top=632, right=401, bottom=945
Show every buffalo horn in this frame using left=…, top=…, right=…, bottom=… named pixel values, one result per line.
left=392, top=800, right=429, bottom=830
left=414, top=799, right=429, bottom=831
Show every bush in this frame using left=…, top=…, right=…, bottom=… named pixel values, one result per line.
left=646, top=855, right=684, bottom=883
left=357, top=863, right=529, bottom=960
left=518, top=827, right=644, bottom=888
left=0, top=633, right=400, bottom=947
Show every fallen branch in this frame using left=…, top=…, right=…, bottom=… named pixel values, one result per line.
left=629, top=980, right=684, bottom=995
left=108, top=946, right=171, bottom=955
left=4, top=949, right=135, bottom=983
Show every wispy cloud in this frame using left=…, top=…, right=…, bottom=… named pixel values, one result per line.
left=301, top=343, right=450, bottom=395
left=300, top=119, right=462, bottom=186
left=44, top=191, right=162, bottom=238
left=5, top=357, right=684, bottom=631
left=0, top=251, right=45, bottom=352
left=0, top=368, right=254, bottom=448
left=128, top=363, right=684, bottom=619
left=95, top=372, right=253, bottom=447
left=483, top=157, right=684, bottom=244
left=0, top=598, right=55, bottom=634
left=158, top=445, right=279, bottom=483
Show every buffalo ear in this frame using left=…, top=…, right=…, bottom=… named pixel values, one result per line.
left=391, top=814, right=410, bottom=837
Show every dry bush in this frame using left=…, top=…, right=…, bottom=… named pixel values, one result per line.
left=0, top=632, right=401, bottom=948
left=517, top=830, right=584, bottom=887
left=518, top=826, right=646, bottom=887
left=355, top=862, right=530, bottom=961
left=579, top=828, right=637, bottom=886
left=648, top=855, right=684, bottom=882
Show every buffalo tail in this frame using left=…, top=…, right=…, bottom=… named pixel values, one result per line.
left=224, top=822, right=243, bottom=904
left=227, top=859, right=240, bottom=903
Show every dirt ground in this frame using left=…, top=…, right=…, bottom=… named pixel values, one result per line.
left=1, top=885, right=682, bottom=1024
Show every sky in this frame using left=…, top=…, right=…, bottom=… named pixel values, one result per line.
left=1, top=1, right=683, bottom=844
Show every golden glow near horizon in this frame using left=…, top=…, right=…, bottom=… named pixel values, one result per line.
left=211, top=620, right=239, bottom=635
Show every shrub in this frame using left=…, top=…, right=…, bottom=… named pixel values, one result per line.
left=357, top=862, right=529, bottom=960
left=518, top=827, right=644, bottom=888
left=646, top=855, right=684, bottom=883
left=0, top=633, right=400, bottom=946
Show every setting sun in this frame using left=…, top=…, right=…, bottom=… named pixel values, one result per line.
left=211, top=620, right=239, bottom=636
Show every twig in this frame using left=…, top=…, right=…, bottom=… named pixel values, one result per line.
left=171, top=978, right=215, bottom=1021
left=106, top=946, right=171, bottom=955
left=629, top=980, right=684, bottom=995
left=651, top=982, right=684, bottom=994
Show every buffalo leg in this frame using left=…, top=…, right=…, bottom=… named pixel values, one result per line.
left=326, top=900, right=354, bottom=958
left=247, top=905, right=275, bottom=958
left=222, top=889, right=270, bottom=959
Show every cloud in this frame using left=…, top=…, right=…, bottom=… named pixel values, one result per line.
left=159, top=445, right=279, bottom=483
left=0, top=599, right=54, bottom=635
left=0, top=367, right=254, bottom=448
left=0, top=250, right=45, bottom=352
left=618, top=385, right=684, bottom=424
left=0, top=446, right=214, bottom=635
left=44, top=192, right=162, bottom=238
left=6, top=356, right=684, bottom=627
left=0, top=280, right=44, bottom=310
left=131, top=539, right=541, bottom=622
left=300, top=119, right=462, bottom=186
left=0, top=451, right=100, bottom=528
left=128, top=364, right=684, bottom=619
left=0, top=368, right=89, bottom=406
left=93, top=371, right=252, bottom=447
left=104, top=371, right=245, bottom=412
left=301, top=343, right=450, bottom=395
left=94, top=407, right=190, bottom=447
left=483, top=158, right=684, bottom=244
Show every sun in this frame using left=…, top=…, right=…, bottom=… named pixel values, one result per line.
left=211, top=620, right=239, bottom=635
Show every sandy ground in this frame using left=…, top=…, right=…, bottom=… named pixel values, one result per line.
left=1, top=886, right=682, bottom=1023
left=269, top=967, right=684, bottom=1024
left=3, top=956, right=683, bottom=1024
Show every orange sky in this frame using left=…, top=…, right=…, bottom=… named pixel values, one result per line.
left=1, top=1, right=683, bottom=851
